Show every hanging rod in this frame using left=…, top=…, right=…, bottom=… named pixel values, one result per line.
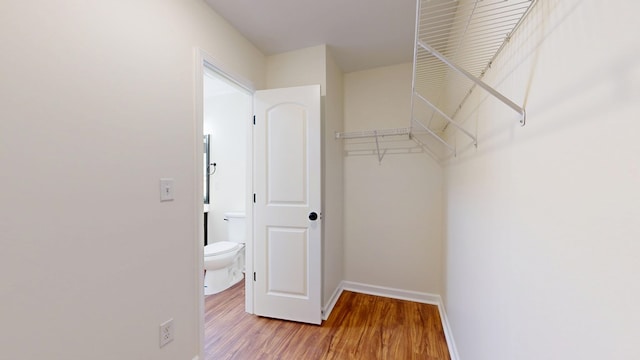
left=336, top=127, right=412, bottom=164
left=335, top=127, right=411, bottom=140
left=345, top=147, right=424, bottom=156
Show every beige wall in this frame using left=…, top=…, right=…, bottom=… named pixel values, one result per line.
left=444, top=1, right=640, bottom=359
left=265, top=45, right=345, bottom=310
left=266, top=45, right=327, bottom=94
left=0, top=1, right=264, bottom=359
left=343, top=63, right=444, bottom=294
left=323, top=49, right=345, bottom=308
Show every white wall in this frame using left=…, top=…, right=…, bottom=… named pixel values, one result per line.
left=0, top=1, right=265, bottom=359
left=266, top=45, right=327, bottom=94
left=343, top=63, right=444, bottom=294
left=265, top=45, right=345, bottom=309
left=444, top=1, right=640, bottom=359
left=203, top=76, right=251, bottom=244
left=323, top=49, right=345, bottom=308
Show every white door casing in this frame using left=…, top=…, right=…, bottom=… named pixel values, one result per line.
left=253, top=85, right=322, bottom=325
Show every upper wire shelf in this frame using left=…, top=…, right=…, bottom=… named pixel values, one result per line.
left=411, top=0, right=538, bottom=161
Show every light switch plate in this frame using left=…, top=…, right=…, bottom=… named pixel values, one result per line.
left=160, top=178, right=174, bottom=201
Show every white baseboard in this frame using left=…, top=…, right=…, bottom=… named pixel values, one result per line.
left=322, top=283, right=344, bottom=320
left=341, top=280, right=441, bottom=305
left=339, top=281, right=459, bottom=360
left=436, top=301, right=460, bottom=360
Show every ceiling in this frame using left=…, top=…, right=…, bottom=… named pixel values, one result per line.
left=204, top=0, right=417, bottom=73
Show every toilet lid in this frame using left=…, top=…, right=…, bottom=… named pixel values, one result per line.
left=204, top=241, right=239, bottom=257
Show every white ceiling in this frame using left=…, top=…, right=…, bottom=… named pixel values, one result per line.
left=204, top=0, right=417, bottom=73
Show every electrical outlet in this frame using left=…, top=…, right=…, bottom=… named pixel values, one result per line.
left=159, top=318, right=174, bottom=348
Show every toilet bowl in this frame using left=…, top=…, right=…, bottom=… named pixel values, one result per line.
left=203, top=212, right=245, bottom=295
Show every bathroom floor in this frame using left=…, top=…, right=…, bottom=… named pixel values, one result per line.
left=203, top=279, right=450, bottom=359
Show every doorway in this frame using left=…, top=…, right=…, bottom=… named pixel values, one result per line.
left=203, top=67, right=252, bottom=250
left=195, top=51, right=324, bottom=358
left=196, top=52, right=256, bottom=322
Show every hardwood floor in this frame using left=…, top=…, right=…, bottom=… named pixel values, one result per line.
left=204, top=279, right=450, bottom=360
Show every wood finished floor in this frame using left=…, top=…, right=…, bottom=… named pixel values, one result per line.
left=204, top=279, right=450, bottom=360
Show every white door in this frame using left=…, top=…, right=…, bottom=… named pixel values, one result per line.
left=253, top=85, right=322, bottom=325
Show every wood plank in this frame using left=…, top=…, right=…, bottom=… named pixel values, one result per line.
left=204, top=279, right=450, bottom=360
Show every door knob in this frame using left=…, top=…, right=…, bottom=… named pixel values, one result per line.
left=308, top=212, right=318, bottom=221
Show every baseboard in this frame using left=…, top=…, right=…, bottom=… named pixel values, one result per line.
left=341, top=280, right=441, bottom=305
left=341, top=281, right=459, bottom=360
left=436, top=301, right=460, bottom=360
left=322, top=283, right=344, bottom=320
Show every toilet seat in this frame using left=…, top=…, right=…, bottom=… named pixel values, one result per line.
left=204, top=241, right=239, bottom=257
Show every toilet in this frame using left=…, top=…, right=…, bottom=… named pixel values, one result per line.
left=203, top=212, right=246, bottom=295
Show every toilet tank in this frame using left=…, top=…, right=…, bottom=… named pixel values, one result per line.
left=224, top=212, right=246, bottom=244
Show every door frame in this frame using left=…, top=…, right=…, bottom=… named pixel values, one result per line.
left=194, top=48, right=256, bottom=359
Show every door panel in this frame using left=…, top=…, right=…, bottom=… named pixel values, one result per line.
left=253, top=85, right=321, bottom=325
left=266, top=226, right=307, bottom=297
left=266, top=104, right=307, bottom=204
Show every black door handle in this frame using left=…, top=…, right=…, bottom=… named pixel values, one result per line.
left=309, top=212, right=318, bottom=221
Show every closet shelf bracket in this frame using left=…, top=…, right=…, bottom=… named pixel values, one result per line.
left=417, top=40, right=526, bottom=126
left=414, top=91, right=477, bottom=147
left=373, top=131, right=386, bottom=164
left=412, top=114, right=456, bottom=156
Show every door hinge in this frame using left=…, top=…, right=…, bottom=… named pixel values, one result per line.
left=253, top=193, right=256, bottom=203
left=253, top=115, right=255, bottom=125
left=253, top=272, right=256, bottom=281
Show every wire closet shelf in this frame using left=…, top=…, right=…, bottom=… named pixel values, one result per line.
left=336, top=0, right=538, bottom=163
left=410, top=0, right=538, bottom=161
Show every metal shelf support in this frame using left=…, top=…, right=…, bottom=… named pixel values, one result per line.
left=418, top=40, right=526, bottom=126
left=414, top=91, right=477, bottom=146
